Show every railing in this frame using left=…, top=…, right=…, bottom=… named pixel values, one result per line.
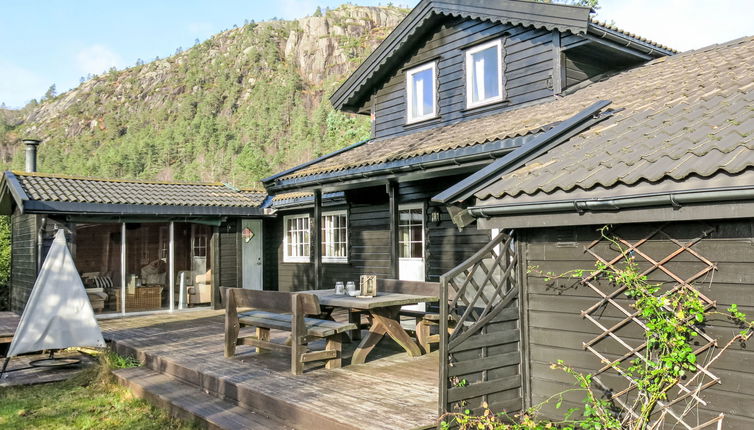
left=439, top=229, right=523, bottom=420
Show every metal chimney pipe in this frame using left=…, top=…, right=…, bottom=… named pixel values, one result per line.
left=22, top=139, right=41, bottom=172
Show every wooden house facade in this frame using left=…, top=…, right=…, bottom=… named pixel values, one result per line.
left=260, top=0, right=754, bottom=426
left=261, top=0, right=672, bottom=296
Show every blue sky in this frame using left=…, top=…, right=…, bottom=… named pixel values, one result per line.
left=1, top=0, right=752, bottom=108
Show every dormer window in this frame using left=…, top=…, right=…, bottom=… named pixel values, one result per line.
left=406, top=62, right=437, bottom=124
left=466, top=39, right=504, bottom=109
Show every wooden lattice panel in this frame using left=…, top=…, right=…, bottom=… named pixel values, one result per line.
left=440, top=230, right=523, bottom=415
left=447, top=231, right=518, bottom=343
left=581, top=224, right=724, bottom=429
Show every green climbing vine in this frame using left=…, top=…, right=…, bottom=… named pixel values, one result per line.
left=440, top=226, right=753, bottom=430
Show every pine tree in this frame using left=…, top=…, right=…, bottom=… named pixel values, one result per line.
left=43, top=84, right=57, bottom=100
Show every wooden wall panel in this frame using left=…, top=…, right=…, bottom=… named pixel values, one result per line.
left=218, top=219, right=239, bottom=289
left=521, top=221, right=754, bottom=427
left=10, top=208, right=38, bottom=313
left=267, top=177, right=493, bottom=292
left=371, top=17, right=556, bottom=140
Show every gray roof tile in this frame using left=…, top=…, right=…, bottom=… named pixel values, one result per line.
left=475, top=36, right=754, bottom=201
left=9, top=172, right=266, bottom=208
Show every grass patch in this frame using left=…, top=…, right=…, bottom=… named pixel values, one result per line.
left=0, top=350, right=196, bottom=430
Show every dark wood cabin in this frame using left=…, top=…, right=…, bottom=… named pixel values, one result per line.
left=261, top=0, right=672, bottom=296
left=434, top=35, right=754, bottom=429
left=0, top=171, right=271, bottom=316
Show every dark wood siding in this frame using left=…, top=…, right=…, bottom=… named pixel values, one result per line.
left=217, top=219, right=240, bottom=289
left=522, top=221, right=754, bottom=428
left=267, top=177, right=492, bottom=292
left=10, top=208, right=38, bottom=313
left=371, top=17, right=556, bottom=140
left=263, top=220, right=279, bottom=291
left=399, top=177, right=492, bottom=282
left=563, top=49, right=616, bottom=88
left=272, top=209, right=316, bottom=292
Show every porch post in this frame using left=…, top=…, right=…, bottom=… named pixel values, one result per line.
left=388, top=181, right=399, bottom=279
left=211, top=226, right=221, bottom=309
left=169, top=221, right=176, bottom=310
left=313, top=189, right=322, bottom=290
left=120, top=222, right=126, bottom=315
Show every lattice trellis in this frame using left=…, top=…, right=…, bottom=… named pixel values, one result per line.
left=440, top=230, right=521, bottom=414
left=445, top=230, right=518, bottom=343
left=580, top=223, right=725, bottom=430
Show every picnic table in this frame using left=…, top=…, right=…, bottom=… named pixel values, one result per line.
left=304, top=289, right=439, bottom=364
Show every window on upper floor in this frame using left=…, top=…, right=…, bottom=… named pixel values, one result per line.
left=466, top=39, right=504, bottom=109
left=283, top=214, right=310, bottom=263
left=406, top=62, right=437, bottom=124
left=321, top=210, right=348, bottom=263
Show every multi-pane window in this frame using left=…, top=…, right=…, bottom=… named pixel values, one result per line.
left=322, top=211, right=348, bottom=263
left=466, top=39, right=504, bottom=108
left=284, top=214, right=310, bottom=263
left=399, top=207, right=424, bottom=259
left=406, top=62, right=437, bottom=123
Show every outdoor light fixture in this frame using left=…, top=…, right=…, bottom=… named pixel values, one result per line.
left=428, top=206, right=441, bottom=224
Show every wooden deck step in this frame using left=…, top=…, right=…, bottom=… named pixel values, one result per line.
left=113, top=342, right=364, bottom=430
left=113, top=367, right=293, bottom=430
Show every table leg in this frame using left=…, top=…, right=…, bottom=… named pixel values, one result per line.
left=348, top=310, right=363, bottom=341
left=371, top=308, right=422, bottom=357
left=351, top=307, right=423, bottom=364
left=351, top=320, right=387, bottom=365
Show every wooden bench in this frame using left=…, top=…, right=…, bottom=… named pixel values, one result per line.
left=377, top=279, right=446, bottom=354
left=223, top=288, right=356, bottom=375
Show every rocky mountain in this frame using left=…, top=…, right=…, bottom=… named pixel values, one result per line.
left=0, top=5, right=408, bottom=186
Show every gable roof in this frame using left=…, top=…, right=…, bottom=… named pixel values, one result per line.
left=330, top=0, right=675, bottom=113
left=452, top=36, right=754, bottom=225
left=0, top=171, right=268, bottom=217
left=264, top=3, right=677, bottom=193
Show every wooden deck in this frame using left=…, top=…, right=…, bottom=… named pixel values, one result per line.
left=101, top=310, right=439, bottom=430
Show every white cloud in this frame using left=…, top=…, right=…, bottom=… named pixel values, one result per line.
left=278, top=0, right=318, bottom=20
left=75, top=44, right=123, bottom=75
left=0, top=60, right=49, bottom=108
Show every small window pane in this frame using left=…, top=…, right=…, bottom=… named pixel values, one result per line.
left=322, top=212, right=348, bottom=262
left=408, top=64, right=436, bottom=122
left=284, top=215, right=310, bottom=262
left=410, top=225, right=422, bottom=242
left=399, top=207, right=424, bottom=259
left=411, top=242, right=423, bottom=258
left=468, top=41, right=503, bottom=107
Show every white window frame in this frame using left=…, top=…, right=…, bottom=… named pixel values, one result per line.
left=321, top=210, right=348, bottom=263
left=398, top=203, right=425, bottom=261
left=283, top=214, right=310, bottom=263
left=406, top=62, right=438, bottom=124
left=465, top=39, right=505, bottom=109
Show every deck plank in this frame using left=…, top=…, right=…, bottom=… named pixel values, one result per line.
left=101, top=310, right=438, bottom=430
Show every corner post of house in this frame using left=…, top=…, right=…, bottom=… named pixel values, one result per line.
left=313, top=189, right=322, bottom=290
left=120, top=222, right=126, bottom=315
left=388, top=180, right=399, bottom=279
left=169, top=221, right=176, bottom=310
left=211, top=225, right=221, bottom=309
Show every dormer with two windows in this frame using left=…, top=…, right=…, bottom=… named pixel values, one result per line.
left=331, top=0, right=675, bottom=141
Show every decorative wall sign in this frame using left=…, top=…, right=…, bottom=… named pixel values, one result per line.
left=241, top=227, right=254, bottom=243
